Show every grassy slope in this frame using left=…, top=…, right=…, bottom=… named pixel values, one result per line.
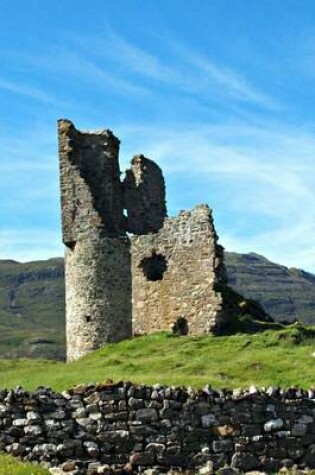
left=0, top=258, right=65, bottom=360
left=0, top=455, right=49, bottom=474
left=0, top=326, right=314, bottom=473
left=0, top=326, right=314, bottom=391
left=1, top=253, right=315, bottom=361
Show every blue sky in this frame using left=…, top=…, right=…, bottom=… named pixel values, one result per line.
left=1, top=0, right=315, bottom=272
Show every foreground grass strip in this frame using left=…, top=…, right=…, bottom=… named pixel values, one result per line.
left=0, top=454, right=49, bottom=475
left=0, top=326, right=314, bottom=391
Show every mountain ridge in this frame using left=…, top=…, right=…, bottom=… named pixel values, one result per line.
left=0, top=252, right=314, bottom=360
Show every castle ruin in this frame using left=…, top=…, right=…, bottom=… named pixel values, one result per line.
left=58, top=120, right=230, bottom=361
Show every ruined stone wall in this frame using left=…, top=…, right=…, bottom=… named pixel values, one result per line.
left=58, top=120, right=124, bottom=243
left=131, top=205, right=227, bottom=336
left=2, top=384, right=315, bottom=474
left=58, top=120, right=131, bottom=362
left=59, top=120, right=231, bottom=361
left=124, top=154, right=167, bottom=235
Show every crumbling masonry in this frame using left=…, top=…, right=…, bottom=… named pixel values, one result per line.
left=58, top=120, right=230, bottom=362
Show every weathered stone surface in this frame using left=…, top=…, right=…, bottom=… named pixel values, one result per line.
left=58, top=120, right=132, bottom=362
left=58, top=120, right=231, bottom=361
left=124, top=154, right=166, bottom=235
left=131, top=205, right=228, bottom=335
left=0, top=384, right=314, bottom=473
left=201, top=414, right=217, bottom=428
left=264, top=418, right=284, bottom=432
left=292, top=422, right=308, bottom=436
left=231, top=452, right=258, bottom=471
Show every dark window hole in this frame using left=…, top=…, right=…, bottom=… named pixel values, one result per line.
left=172, top=317, right=189, bottom=336
left=85, top=316, right=92, bottom=323
left=139, top=251, right=167, bottom=281
left=66, top=241, right=76, bottom=250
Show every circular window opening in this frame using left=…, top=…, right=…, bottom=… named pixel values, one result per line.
left=139, top=251, right=167, bottom=281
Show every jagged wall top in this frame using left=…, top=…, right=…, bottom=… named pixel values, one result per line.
left=124, top=154, right=167, bottom=235
left=59, top=119, right=230, bottom=361
left=58, top=119, right=124, bottom=244
left=58, top=120, right=167, bottom=246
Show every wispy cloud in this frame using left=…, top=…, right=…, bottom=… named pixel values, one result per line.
left=0, top=77, right=57, bottom=104
left=0, top=28, right=313, bottom=272
left=176, top=50, right=278, bottom=109
left=0, top=28, right=278, bottom=116
left=7, top=48, right=150, bottom=98
left=1, top=119, right=314, bottom=272
left=117, top=121, right=315, bottom=272
left=0, top=229, right=63, bottom=262
left=0, top=127, right=57, bottom=173
left=51, top=52, right=150, bottom=96
left=72, top=29, right=278, bottom=109
left=85, top=31, right=193, bottom=88
left=222, top=220, right=315, bottom=273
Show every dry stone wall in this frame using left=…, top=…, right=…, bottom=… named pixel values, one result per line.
left=131, top=205, right=228, bottom=335
left=1, top=383, right=315, bottom=474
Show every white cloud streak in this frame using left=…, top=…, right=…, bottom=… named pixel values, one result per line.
left=0, top=30, right=313, bottom=272
left=0, top=77, right=57, bottom=104
left=72, top=29, right=278, bottom=109
left=1, top=120, right=314, bottom=272
left=117, top=121, right=315, bottom=272
left=177, top=51, right=278, bottom=108
left=0, top=229, right=63, bottom=263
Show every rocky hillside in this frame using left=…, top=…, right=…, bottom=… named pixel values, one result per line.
left=0, top=258, right=65, bottom=360
left=0, top=252, right=314, bottom=359
left=225, top=252, right=315, bottom=324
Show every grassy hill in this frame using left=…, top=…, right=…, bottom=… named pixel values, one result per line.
left=0, top=326, right=313, bottom=474
left=0, top=455, right=49, bottom=475
left=0, top=326, right=314, bottom=391
left=0, top=258, right=65, bottom=360
left=226, top=252, right=315, bottom=324
left=0, top=253, right=314, bottom=361
left=0, top=324, right=314, bottom=473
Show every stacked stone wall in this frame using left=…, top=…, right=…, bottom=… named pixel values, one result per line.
left=1, top=384, right=315, bottom=474
left=131, top=205, right=227, bottom=336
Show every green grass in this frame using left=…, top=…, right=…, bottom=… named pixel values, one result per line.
left=0, top=325, right=314, bottom=391
left=0, top=325, right=314, bottom=473
left=0, top=258, right=65, bottom=360
left=0, top=455, right=49, bottom=474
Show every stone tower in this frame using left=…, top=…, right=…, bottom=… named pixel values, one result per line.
left=59, top=119, right=230, bottom=362
left=58, top=120, right=131, bottom=362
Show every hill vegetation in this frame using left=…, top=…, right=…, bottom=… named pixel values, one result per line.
left=0, top=454, right=49, bottom=474
left=0, top=258, right=65, bottom=360
left=0, top=325, right=314, bottom=391
left=0, top=253, right=314, bottom=360
left=226, top=252, right=315, bottom=324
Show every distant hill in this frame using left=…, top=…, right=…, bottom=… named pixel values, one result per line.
left=0, top=252, right=314, bottom=359
left=0, top=258, right=65, bottom=360
left=225, top=252, right=315, bottom=324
